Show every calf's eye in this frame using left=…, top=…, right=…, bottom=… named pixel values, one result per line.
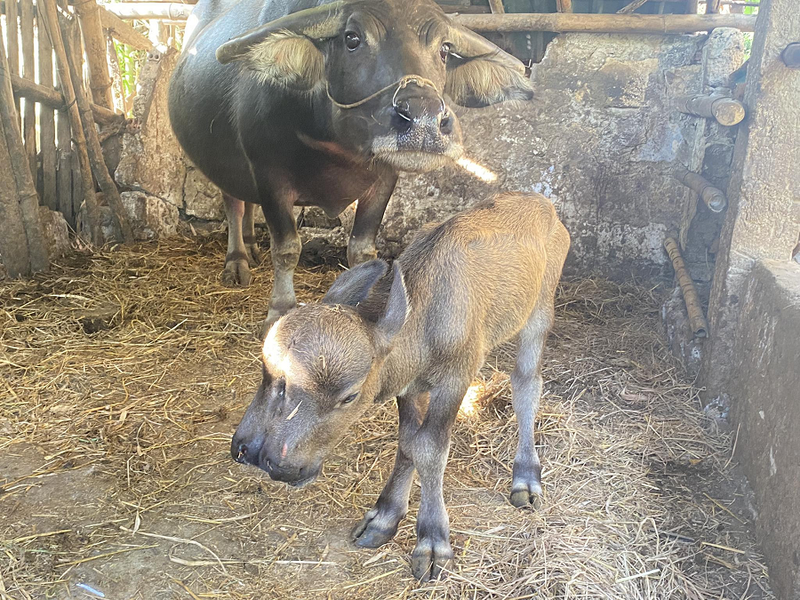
left=345, top=31, right=361, bottom=51
left=341, top=393, right=358, bottom=406
left=440, top=43, right=451, bottom=63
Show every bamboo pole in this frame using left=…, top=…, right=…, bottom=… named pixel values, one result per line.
left=673, top=167, right=727, bottom=213
left=60, top=10, right=135, bottom=242
left=71, top=0, right=114, bottom=108
left=37, top=1, right=58, bottom=211
left=450, top=12, right=757, bottom=33
left=664, top=237, right=708, bottom=339
left=0, top=24, right=50, bottom=273
left=37, top=0, right=104, bottom=243
left=10, top=73, right=124, bottom=125
left=675, top=94, right=745, bottom=126
left=98, top=7, right=154, bottom=50
left=19, top=0, right=36, bottom=178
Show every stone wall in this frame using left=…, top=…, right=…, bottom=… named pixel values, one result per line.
left=114, top=31, right=744, bottom=280
left=727, top=260, right=800, bottom=600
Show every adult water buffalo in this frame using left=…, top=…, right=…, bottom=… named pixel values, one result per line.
left=168, top=0, right=533, bottom=325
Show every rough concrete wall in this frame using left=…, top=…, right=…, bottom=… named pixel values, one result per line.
left=115, top=33, right=725, bottom=280
left=730, top=260, right=800, bottom=600
left=383, top=33, right=706, bottom=279
left=702, top=0, right=800, bottom=396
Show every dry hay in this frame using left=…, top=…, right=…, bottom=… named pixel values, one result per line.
left=0, top=235, right=773, bottom=600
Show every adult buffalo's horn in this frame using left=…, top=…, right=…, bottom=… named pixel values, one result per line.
left=448, top=24, right=527, bottom=74
left=216, top=0, right=348, bottom=64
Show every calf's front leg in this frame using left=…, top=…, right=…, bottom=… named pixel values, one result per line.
left=406, top=381, right=466, bottom=581
left=352, top=393, right=426, bottom=548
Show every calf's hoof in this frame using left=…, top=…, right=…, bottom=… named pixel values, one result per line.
left=221, top=258, right=252, bottom=287
left=351, top=507, right=404, bottom=548
left=411, top=537, right=454, bottom=581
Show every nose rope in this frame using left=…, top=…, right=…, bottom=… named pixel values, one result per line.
left=325, top=75, right=441, bottom=110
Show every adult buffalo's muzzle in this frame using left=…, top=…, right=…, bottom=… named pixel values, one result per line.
left=391, top=85, right=454, bottom=154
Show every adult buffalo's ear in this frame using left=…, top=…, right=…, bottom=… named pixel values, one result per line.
left=215, top=1, right=347, bottom=90
left=322, top=260, right=389, bottom=307
left=445, top=25, right=534, bottom=108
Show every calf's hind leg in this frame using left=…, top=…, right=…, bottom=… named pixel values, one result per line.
left=509, top=300, right=554, bottom=508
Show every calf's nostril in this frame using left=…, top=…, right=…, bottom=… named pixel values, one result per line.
left=236, top=443, right=248, bottom=462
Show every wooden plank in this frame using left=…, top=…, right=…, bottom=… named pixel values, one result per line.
left=19, top=0, right=36, bottom=179
left=37, top=2, right=58, bottom=210
left=450, top=12, right=757, bottom=32
left=98, top=6, right=154, bottom=51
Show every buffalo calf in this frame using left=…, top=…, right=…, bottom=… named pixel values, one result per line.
left=231, top=192, right=570, bottom=580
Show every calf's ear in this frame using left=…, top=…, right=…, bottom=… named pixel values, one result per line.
left=215, top=1, right=347, bottom=90
left=373, top=262, right=409, bottom=352
left=322, top=260, right=389, bottom=307
left=446, top=25, right=534, bottom=108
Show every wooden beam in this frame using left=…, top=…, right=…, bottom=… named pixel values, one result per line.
left=10, top=72, right=124, bottom=125
left=97, top=5, right=153, bottom=50
left=451, top=12, right=757, bottom=33
left=675, top=94, right=745, bottom=126
left=101, top=2, right=194, bottom=21
left=72, top=0, right=115, bottom=108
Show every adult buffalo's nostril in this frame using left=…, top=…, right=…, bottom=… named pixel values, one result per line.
left=394, top=100, right=412, bottom=122
left=439, top=112, right=453, bottom=135
left=235, top=443, right=248, bottom=463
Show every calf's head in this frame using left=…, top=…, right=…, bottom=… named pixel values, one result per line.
left=232, top=260, right=408, bottom=486
left=216, top=0, right=532, bottom=173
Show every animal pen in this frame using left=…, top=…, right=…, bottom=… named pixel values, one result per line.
left=1, top=0, right=798, bottom=598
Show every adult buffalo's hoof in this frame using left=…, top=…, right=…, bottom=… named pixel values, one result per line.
left=221, top=258, right=252, bottom=287
left=246, top=243, right=265, bottom=267
left=351, top=507, right=404, bottom=548
left=510, top=480, right=543, bottom=509
left=411, top=537, right=453, bottom=581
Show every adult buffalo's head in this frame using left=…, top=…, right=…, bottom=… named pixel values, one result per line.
left=231, top=260, right=407, bottom=487
left=216, top=0, right=533, bottom=173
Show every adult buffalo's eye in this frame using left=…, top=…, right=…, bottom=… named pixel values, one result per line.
left=341, top=393, right=358, bottom=406
left=345, top=31, right=361, bottom=51
left=440, top=43, right=451, bottom=63
left=276, top=379, right=286, bottom=399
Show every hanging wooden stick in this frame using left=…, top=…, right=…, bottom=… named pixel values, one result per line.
left=664, top=237, right=708, bottom=339
left=60, top=10, right=135, bottom=242
left=0, top=25, right=50, bottom=274
left=618, top=0, right=649, bottom=14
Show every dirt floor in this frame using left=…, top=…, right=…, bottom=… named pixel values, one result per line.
left=0, top=235, right=775, bottom=600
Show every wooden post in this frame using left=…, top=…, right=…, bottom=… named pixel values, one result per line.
left=19, top=0, right=36, bottom=179
left=71, top=0, right=114, bottom=108
left=450, top=13, right=757, bottom=33
left=675, top=94, right=745, bottom=125
left=0, top=113, right=33, bottom=277
left=488, top=0, right=505, bottom=14
left=5, top=0, right=21, bottom=117
left=664, top=237, right=708, bottom=339
left=673, top=166, right=727, bottom=213
left=0, top=25, right=50, bottom=273
left=37, top=0, right=104, bottom=243
left=707, top=0, right=721, bottom=13
left=557, top=0, right=573, bottom=12
left=60, top=11, right=135, bottom=242
left=686, top=0, right=699, bottom=14
left=37, top=1, right=58, bottom=211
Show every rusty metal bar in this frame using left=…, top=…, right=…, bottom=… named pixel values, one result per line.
left=664, top=237, right=708, bottom=339
left=673, top=166, right=727, bottom=213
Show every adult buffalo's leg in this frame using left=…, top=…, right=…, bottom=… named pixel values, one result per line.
left=408, top=379, right=466, bottom=581
left=222, top=193, right=253, bottom=287
left=242, top=202, right=265, bottom=266
left=347, top=169, right=398, bottom=267
left=260, top=185, right=301, bottom=328
left=352, top=392, right=426, bottom=548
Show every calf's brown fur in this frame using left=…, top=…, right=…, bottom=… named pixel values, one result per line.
left=231, top=192, right=570, bottom=580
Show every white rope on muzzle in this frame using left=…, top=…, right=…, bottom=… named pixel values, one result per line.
left=325, top=74, right=441, bottom=110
